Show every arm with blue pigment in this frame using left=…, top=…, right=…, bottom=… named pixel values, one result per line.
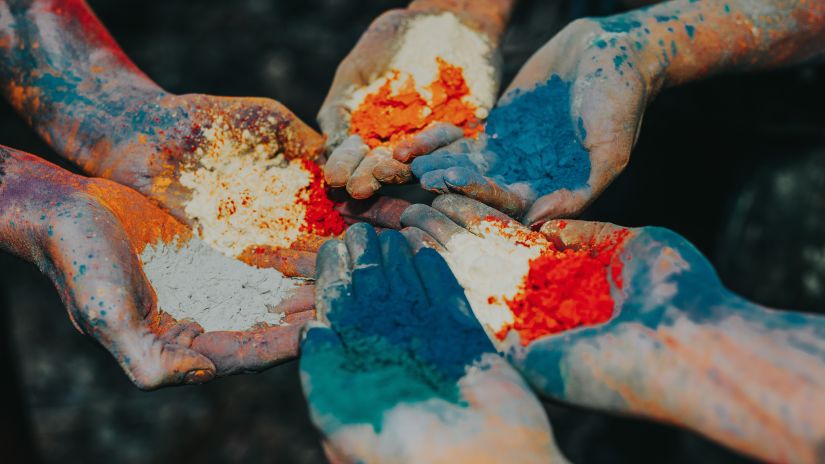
left=318, top=0, right=518, bottom=199
left=299, top=223, right=567, bottom=463
left=400, top=195, right=825, bottom=464
left=0, top=1, right=377, bottom=266
left=0, top=145, right=316, bottom=388
left=412, top=0, right=825, bottom=224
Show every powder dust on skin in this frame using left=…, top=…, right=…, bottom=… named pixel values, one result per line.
left=140, top=236, right=298, bottom=332
left=345, top=12, right=496, bottom=146
left=179, top=116, right=344, bottom=258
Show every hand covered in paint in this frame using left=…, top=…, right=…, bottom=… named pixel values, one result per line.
left=0, top=0, right=346, bottom=273
left=402, top=195, right=825, bottom=464
left=299, top=223, right=566, bottom=464
left=413, top=0, right=825, bottom=224
left=0, top=147, right=315, bottom=389
left=412, top=19, right=651, bottom=224
left=319, top=1, right=515, bottom=199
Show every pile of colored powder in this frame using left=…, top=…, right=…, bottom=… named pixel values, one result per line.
left=500, top=229, right=630, bottom=344
left=349, top=58, right=483, bottom=149
left=296, top=158, right=347, bottom=237
left=485, top=75, right=590, bottom=194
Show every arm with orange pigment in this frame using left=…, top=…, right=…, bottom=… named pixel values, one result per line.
left=0, top=146, right=316, bottom=388
left=318, top=0, right=518, bottom=200
left=399, top=195, right=825, bottom=464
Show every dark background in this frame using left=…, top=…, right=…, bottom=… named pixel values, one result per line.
left=1, top=0, right=823, bottom=462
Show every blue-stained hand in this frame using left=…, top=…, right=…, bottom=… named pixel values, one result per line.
left=299, top=223, right=567, bottom=464
left=411, top=19, right=652, bottom=224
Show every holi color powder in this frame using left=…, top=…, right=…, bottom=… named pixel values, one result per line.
left=500, top=229, right=630, bottom=344
left=297, top=158, right=347, bottom=237
left=349, top=58, right=483, bottom=149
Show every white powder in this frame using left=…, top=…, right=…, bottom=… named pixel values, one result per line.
left=179, top=117, right=312, bottom=257
left=140, top=237, right=298, bottom=332
left=439, top=220, right=548, bottom=335
left=346, top=13, right=496, bottom=118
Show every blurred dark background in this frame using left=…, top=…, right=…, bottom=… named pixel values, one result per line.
left=1, top=0, right=823, bottom=462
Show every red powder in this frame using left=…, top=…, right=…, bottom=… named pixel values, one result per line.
left=297, top=159, right=347, bottom=236
left=349, top=58, right=483, bottom=148
left=499, top=229, right=630, bottom=345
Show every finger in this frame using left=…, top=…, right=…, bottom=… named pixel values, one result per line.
left=379, top=230, right=427, bottom=305
left=344, top=222, right=389, bottom=301
left=335, top=195, right=411, bottom=229
left=412, top=248, right=476, bottom=325
left=112, top=324, right=216, bottom=390
left=191, top=322, right=307, bottom=376
left=324, top=135, right=368, bottom=187
left=430, top=137, right=479, bottom=156
left=393, top=123, right=464, bottom=162
left=431, top=193, right=516, bottom=235
left=523, top=188, right=592, bottom=226
left=410, top=152, right=476, bottom=179
left=346, top=147, right=391, bottom=199
left=372, top=158, right=413, bottom=184
left=315, top=239, right=352, bottom=323
left=442, top=167, right=528, bottom=218
left=300, top=322, right=344, bottom=357
left=399, top=203, right=465, bottom=247
left=539, top=219, right=627, bottom=250
left=158, top=319, right=204, bottom=347
left=419, top=169, right=451, bottom=193
left=237, top=247, right=316, bottom=278
left=269, top=284, right=316, bottom=316
left=400, top=226, right=444, bottom=253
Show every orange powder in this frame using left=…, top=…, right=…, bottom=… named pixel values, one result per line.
left=349, top=58, right=483, bottom=148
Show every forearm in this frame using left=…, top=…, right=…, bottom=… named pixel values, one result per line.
left=554, top=299, right=825, bottom=463
left=0, top=0, right=167, bottom=172
left=599, top=0, right=825, bottom=89
left=408, top=0, right=517, bottom=41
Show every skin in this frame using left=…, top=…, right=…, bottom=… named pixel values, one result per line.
left=299, top=223, right=567, bottom=464
left=401, top=194, right=825, bottom=464
left=318, top=0, right=516, bottom=199
left=412, top=0, right=825, bottom=225
left=0, top=146, right=314, bottom=389
left=0, top=0, right=408, bottom=267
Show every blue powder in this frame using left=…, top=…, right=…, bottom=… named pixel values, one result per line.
left=303, top=232, right=494, bottom=433
left=485, top=75, right=590, bottom=196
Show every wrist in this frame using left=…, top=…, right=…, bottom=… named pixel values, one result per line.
left=407, top=0, right=516, bottom=43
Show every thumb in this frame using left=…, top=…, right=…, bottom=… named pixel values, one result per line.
left=104, top=319, right=216, bottom=390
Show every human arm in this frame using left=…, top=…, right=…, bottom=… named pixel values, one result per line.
left=299, top=223, right=566, bottom=463
left=0, top=146, right=315, bottom=389
left=0, top=0, right=349, bottom=264
left=412, top=0, right=825, bottom=224
left=400, top=194, right=825, bottom=463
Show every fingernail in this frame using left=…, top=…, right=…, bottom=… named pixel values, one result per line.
left=184, top=369, right=213, bottom=384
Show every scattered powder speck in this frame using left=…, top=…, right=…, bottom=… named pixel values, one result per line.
left=140, top=237, right=298, bottom=332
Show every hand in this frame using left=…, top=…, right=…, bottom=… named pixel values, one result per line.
left=401, top=194, right=825, bottom=464
left=0, top=148, right=315, bottom=389
left=299, top=223, right=566, bottom=463
left=318, top=4, right=506, bottom=199
left=411, top=18, right=656, bottom=224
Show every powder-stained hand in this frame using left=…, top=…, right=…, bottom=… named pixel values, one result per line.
left=402, top=195, right=825, bottom=464
left=299, top=223, right=566, bottom=464
left=318, top=4, right=509, bottom=199
left=0, top=147, right=316, bottom=390
left=411, top=19, right=653, bottom=224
